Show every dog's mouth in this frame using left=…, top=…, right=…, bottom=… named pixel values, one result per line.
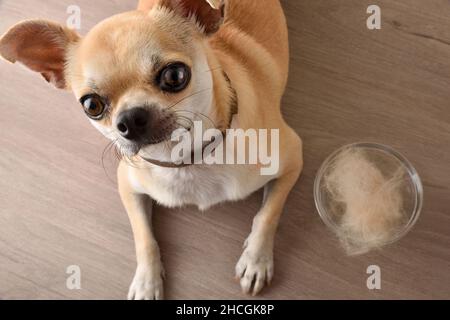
left=113, top=109, right=183, bottom=157
left=115, top=132, right=174, bottom=158
left=112, top=107, right=214, bottom=163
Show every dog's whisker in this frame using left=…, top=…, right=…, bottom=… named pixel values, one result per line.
left=174, top=110, right=217, bottom=129
left=167, top=87, right=213, bottom=111
left=203, top=66, right=223, bottom=73
left=100, top=139, right=120, bottom=184
left=175, top=115, right=195, bottom=130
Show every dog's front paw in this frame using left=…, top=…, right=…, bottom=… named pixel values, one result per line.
left=235, top=246, right=274, bottom=296
left=128, top=263, right=164, bottom=300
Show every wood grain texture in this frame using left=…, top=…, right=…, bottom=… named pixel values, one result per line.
left=0, top=0, right=449, bottom=299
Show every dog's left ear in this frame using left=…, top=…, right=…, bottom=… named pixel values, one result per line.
left=0, top=20, right=80, bottom=89
left=160, top=0, right=225, bottom=34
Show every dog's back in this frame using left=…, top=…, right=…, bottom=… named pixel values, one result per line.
left=224, top=0, right=289, bottom=80
left=208, top=0, right=289, bottom=124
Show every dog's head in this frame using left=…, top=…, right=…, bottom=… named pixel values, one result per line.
left=0, top=0, right=233, bottom=160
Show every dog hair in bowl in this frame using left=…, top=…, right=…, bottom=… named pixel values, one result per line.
left=324, top=148, right=406, bottom=255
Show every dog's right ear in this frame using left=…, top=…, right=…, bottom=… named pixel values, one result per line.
left=0, top=20, right=80, bottom=89
left=159, top=0, right=224, bottom=34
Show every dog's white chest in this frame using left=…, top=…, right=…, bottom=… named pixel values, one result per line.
left=129, top=165, right=269, bottom=211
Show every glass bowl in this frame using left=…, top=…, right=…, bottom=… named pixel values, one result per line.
left=314, top=142, right=423, bottom=247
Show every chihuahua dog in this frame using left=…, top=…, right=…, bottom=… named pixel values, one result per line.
left=0, top=0, right=302, bottom=299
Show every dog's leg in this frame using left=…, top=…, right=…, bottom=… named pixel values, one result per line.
left=235, top=144, right=302, bottom=296
left=118, top=163, right=164, bottom=300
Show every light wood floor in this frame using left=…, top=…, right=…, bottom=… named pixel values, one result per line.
left=0, top=0, right=449, bottom=299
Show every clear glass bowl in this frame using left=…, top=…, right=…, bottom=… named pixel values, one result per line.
left=314, top=142, right=423, bottom=246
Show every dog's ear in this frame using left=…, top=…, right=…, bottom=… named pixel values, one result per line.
left=0, top=20, right=80, bottom=89
left=160, top=0, right=224, bottom=34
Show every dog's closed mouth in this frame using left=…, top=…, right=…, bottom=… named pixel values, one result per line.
left=117, top=135, right=170, bottom=157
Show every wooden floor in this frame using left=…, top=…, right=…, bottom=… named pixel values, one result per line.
left=0, top=0, right=449, bottom=300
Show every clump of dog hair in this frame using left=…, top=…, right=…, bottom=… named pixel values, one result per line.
left=324, top=148, right=407, bottom=255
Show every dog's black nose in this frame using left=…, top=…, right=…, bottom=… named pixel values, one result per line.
left=116, top=107, right=150, bottom=141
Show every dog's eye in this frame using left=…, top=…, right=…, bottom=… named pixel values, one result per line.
left=158, top=63, right=191, bottom=93
left=80, top=94, right=107, bottom=120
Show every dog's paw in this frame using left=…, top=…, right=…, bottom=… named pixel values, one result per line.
left=235, top=247, right=274, bottom=296
left=128, top=263, right=164, bottom=300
